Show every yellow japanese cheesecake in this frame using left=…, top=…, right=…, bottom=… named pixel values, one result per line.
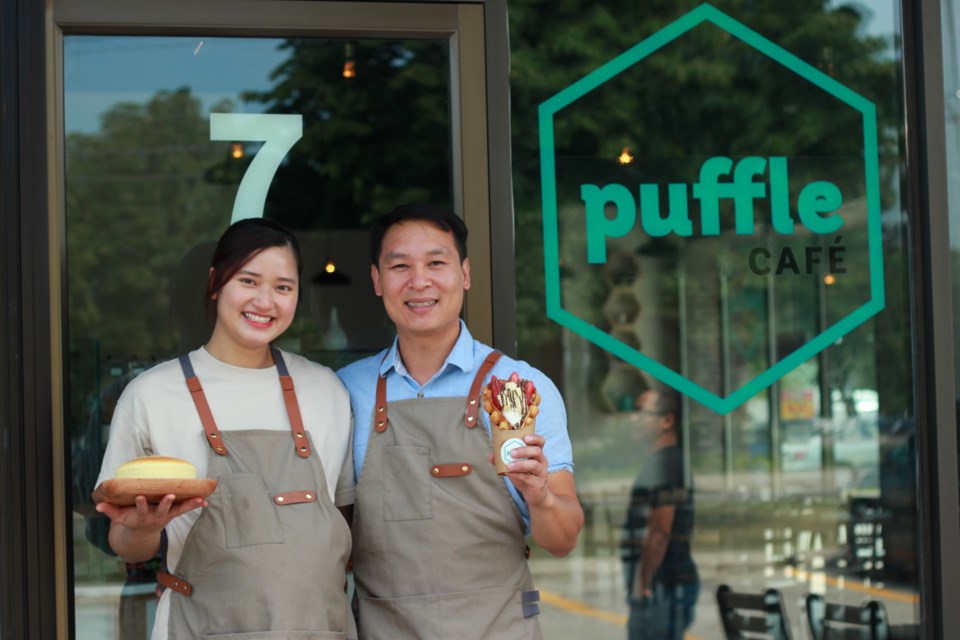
left=115, top=455, right=197, bottom=480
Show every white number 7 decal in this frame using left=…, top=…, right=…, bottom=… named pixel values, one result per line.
left=210, top=113, right=303, bottom=223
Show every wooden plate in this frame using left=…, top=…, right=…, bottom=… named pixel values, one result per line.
left=91, top=478, right=217, bottom=506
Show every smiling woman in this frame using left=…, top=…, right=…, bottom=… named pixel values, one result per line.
left=92, top=218, right=358, bottom=639
left=58, top=22, right=467, bottom=638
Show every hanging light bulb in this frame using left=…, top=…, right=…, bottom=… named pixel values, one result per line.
left=312, top=257, right=351, bottom=286
left=343, top=43, right=356, bottom=79
left=618, top=147, right=634, bottom=165
left=231, top=143, right=244, bottom=159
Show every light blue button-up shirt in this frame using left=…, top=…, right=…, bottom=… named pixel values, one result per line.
left=336, top=320, right=573, bottom=534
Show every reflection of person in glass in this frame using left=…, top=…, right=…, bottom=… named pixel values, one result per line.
left=94, top=219, right=356, bottom=639
left=621, top=386, right=699, bottom=640
left=337, top=204, right=583, bottom=639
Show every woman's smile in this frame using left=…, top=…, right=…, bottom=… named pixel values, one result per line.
left=242, top=311, right=275, bottom=326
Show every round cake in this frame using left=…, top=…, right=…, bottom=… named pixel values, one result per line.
left=115, top=455, right=197, bottom=480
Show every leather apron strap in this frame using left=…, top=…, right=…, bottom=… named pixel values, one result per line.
left=178, top=347, right=311, bottom=458
left=374, top=350, right=502, bottom=433
left=179, top=354, right=227, bottom=456
left=272, top=346, right=312, bottom=458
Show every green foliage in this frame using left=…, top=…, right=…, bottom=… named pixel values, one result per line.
left=240, top=40, right=453, bottom=228
left=508, top=0, right=902, bottom=395
left=66, top=88, right=231, bottom=368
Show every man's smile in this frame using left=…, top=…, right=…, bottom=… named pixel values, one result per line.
left=406, top=300, right=438, bottom=309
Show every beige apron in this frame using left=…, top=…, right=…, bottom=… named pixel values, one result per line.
left=157, top=348, right=354, bottom=639
left=352, top=352, right=542, bottom=639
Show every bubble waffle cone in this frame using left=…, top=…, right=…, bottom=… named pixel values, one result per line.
left=483, top=372, right=541, bottom=475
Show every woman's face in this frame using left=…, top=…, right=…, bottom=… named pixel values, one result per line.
left=209, top=246, right=299, bottom=356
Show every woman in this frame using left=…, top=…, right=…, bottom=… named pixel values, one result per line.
left=96, top=218, right=355, bottom=639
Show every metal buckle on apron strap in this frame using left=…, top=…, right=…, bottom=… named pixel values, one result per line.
left=157, top=570, right=193, bottom=597
left=430, top=463, right=472, bottom=477
left=273, top=490, right=318, bottom=505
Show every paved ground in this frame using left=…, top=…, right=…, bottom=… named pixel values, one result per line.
left=532, top=553, right=920, bottom=639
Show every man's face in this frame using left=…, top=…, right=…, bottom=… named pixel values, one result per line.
left=632, top=390, right=672, bottom=444
left=371, top=221, right=470, bottom=341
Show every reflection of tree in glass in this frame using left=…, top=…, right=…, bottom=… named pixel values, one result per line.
left=66, top=88, right=232, bottom=365
left=509, top=0, right=901, bottom=411
left=237, top=39, right=453, bottom=230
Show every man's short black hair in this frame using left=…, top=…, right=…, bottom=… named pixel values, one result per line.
left=370, top=203, right=468, bottom=266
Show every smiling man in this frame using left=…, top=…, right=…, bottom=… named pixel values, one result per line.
left=337, top=203, right=583, bottom=639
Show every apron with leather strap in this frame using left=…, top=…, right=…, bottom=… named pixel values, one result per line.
left=352, top=352, right=542, bottom=639
left=160, top=347, right=354, bottom=639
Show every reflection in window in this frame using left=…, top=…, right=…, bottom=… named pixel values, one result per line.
left=511, top=2, right=919, bottom=637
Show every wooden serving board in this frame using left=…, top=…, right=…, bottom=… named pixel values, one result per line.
left=91, top=478, right=217, bottom=506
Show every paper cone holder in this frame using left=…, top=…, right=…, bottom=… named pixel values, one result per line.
left=491, top=422, right=535, bottom=475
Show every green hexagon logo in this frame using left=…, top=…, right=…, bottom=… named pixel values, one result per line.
left=538, top=3, right=883, bottom=414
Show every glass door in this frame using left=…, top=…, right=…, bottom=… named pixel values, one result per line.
left=54, top=3, right=491, bottom=637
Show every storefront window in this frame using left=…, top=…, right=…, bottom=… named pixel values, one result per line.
left=64, top=34, right=452, bottom=638
left=511, top=1, right=920, bottom=637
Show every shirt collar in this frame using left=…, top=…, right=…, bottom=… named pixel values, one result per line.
left=378, top=319, right=475, bottom=379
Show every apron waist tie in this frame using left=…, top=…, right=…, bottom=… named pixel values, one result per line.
left=157, top=570, right=193, bottom=597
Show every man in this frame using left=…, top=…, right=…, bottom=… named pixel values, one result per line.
left=337, top=203, right=583, bottom=639
left=620, top=387, right=699, bottom=640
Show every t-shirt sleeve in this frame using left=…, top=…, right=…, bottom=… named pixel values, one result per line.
left=530, top=371, right=574, bottom=475
left=95, top=394, right=149, bottom=487
left=334, top=408, right=357, bottom=507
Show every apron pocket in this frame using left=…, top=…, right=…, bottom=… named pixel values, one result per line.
left=383, top=446, right=433, bottom=521
left=201, top=633, right=345, bottom=639
left=219, top=473, right=285, bottom=548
